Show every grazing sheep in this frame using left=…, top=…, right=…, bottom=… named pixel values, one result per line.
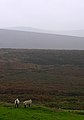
left=14, top=98, right=20, bottom=108
left=23, top=99, right=32, bottom=108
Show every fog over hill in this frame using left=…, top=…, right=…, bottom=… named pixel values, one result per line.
left=0, top=29, right=84, bottom=50
left=6, top=27, right=84, bottom=37
left=55, top=30, right=84, bottom=38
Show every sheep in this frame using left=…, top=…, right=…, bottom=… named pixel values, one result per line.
left=14, top=98, right=20, bottom=108
left=23, top=99, right=32, bottom=108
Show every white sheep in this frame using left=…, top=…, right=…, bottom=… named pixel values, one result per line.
left=23, top=99, right=32, bottom=108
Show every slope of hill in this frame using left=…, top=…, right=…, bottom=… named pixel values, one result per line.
left=0, top=49, right=84, bottom=109
left=5, top=26, right=49, bottom=33
left=0, top=29, right=84, bottom=50
left=55, top=30, right=84, bottom=37
left=5, top=27, right=84, bottom=37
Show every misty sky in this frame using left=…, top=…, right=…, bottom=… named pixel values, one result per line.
left=0, top=0, right=84, bottom=30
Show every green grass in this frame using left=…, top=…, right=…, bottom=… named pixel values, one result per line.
left=0, top=105, right=84, bottom=120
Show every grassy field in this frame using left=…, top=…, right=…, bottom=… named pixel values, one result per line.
left=0, top=105, right=84, bottom=120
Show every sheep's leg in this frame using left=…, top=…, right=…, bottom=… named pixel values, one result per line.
left=16, top=104, right=18, bottom=108
left=24, top=105, right=26, bottom=108
left=29, top=104, right=30, bottom=107
left=17, top=104, right=19, bottom=108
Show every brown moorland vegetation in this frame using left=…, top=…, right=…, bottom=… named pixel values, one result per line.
left=0, top=49, right=84, bottom=109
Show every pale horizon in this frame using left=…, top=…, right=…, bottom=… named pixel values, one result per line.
left=0, top=0, right=84, bottom=31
